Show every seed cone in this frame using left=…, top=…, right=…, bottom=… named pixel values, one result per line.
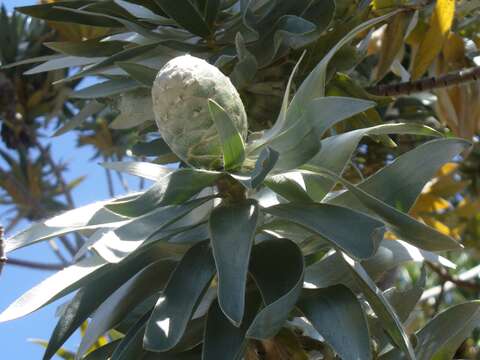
left=152, top=55, right=248, bottom=169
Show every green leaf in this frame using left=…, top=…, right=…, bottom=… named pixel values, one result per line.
left=131, top=138, right=174, bottom=158
left=106, top=169, right=221, bottom=217
left=43, top=257, right=165, bottom=360
left=77, top=260, right=177, bottom=358
left=341, top=253, right=415, bottom=360
left=44, top=40, right=126, bottom=58
left=305, top=123, right=443, bottom=200
left=298, top=285, right=371, bottom=360
left=303, top=166, right=463, bottom=252
left=64, top=43, right=160, bottom=82
left=263, top=202, right=384, bottom=260
left=16, top=2, right=121, bottom=27
left=416, top=301, right=480, bottom=360
left=100, top=161, right=172, bottom=181
left=362, top=240, right=455, bottom=280
left=54, top=101, right=105, bottom=137
left=305, top=239, right=454, bottom=289
left=92, top=198, right=210, bottom=263
left=0, top=54, right=62, bottom=70
left=371, top=272, right=426, bottom=352
left=143, top=348, right=202, bottom=360
left=204, top=0, right=220, bottom=28
left=247, top=239, right=304, bottom=339
left=116, top=62, right=157, bottom=86
left=264, top=173, right=312, bottom=202
left=208, top=99, right=246, bottom=170
left=381, top=301, right=480, bottom=360
left=5, top=200, right=124, bottom=253
left=270, top=114, right=320, bottom=171
left=287, top=10, right=401, bottom=122
left=232, top=147, right=279, bottom=189
left=209, top=200, right=259, bottom=325
left=260, top=51, right=305, bottom=143
left=203, top=295, right=261, bottom=360
left=83, top=341, right=121, bottom=360
left=385, top=280, right=425, bottom=324
left=51, top=5, right=161, bottom=43
left=307, top=96, right=376, bottom=135
left=113, top=0, right=168, bottom=23
left=229, top=32, right=258, bottom=88
left=72, top=78, right=140, bottom=99
left=111, top=311, right=149, bottom=360
left=328, top=138, right=470, bottom=212
left=144, top=241, right=216, bottom=351
left=260, top=219, right=328, bottom=251
left=24, top=56, right=103, bottom=75
left=154, top=0, right=211, bottom=38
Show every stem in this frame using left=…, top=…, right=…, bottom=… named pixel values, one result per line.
left=105, top=167, right=115, bottom=197
left=367, top=66, right=480, bottom=96
left=47, top=239, right=69, bottom=265
left=58, top=235, right=77, bottom=259
left=6, top=257, right=66, bottom=271
left=421, top=263, right=480, bottom=302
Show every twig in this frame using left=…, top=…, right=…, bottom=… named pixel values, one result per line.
left=115, top=169, right=130, bottom=193
left=421, top=263, right=480, bottom=302
left=433, top=280, right=445, bottom=315
left=105, top=167, right=115, bottom=197
left=48, top=239, right=69, bottom=265
left=0, top=226, right=6, bottom=276
left=427, top=262, right=480, bottom=291
left=6, top=257, right=66, bottom=271
left=35, top=140, right=75, bottom=208
left=367, top=66, right=480, bottom=96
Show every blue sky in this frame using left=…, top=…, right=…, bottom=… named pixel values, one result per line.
left=0, top=0, right=134, bottom=357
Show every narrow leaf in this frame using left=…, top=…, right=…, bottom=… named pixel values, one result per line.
left=208, top=99, right=246, bottom=170
left=154, top=0, right=211, bottom=38
left=72, top=79, right=140, bottom=99
left=100, top=161, right=172, bottom=181
left=209, top=200, right=259, bottom=325
left=304, top=166, right=463, bottom=252
left=117, top=62, right=157, bottom=86
left=77, top=260, right=177, bottom=358
left=203, top=295, right=261, bottom=360
left=43, top=254, right=161, bottom=360
left=54, top=101, right=105, bottom=137
left=144, top=241, right=216, bottom=352
left=106, top=169, right=221, bottom=217
left=247, top=239, right=304, bottom=339
left=232, top=147, right=279, bottom=189
left=341, top=253, right=415, bottom=360
left=298, top=285, right=372, bottom=360
left=287, top=10, right=401, bottom=121
left=263, top=203, right=384, bottom=260
left=5, top=200, right=124, bottom=253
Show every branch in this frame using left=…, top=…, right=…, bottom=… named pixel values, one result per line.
left=104, top=166, right=115, bottom=198
left=367, top=66, right=480, bottom=96
left=421, top=263, right=480, bottom=302
left=6, top=257, right=66, bottom=271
